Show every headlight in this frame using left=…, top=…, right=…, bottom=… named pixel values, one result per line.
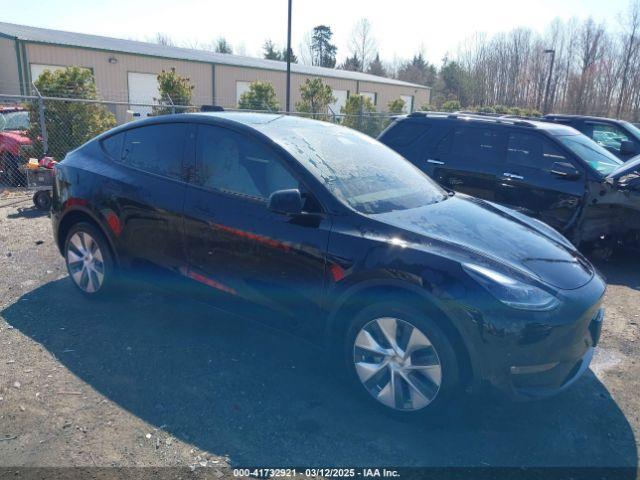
left=462, top=263, right=559, bottom=311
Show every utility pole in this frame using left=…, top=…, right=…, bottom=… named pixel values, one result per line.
left=285, top=0, right=292, bottom=113
left=543, top=49, right=556, bottom=114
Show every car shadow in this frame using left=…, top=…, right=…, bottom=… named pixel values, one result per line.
left=6, top=205, right=48, bottom=219
left=593, top=250, right=640, bottom=291
left=2, top=278, right=637, bottom=469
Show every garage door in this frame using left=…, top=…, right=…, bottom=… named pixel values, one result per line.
left=128, top=72, right=159, bottom=117
left=329, top=90, right=348, bottom=116
left=401, top=95, right=414, bottom=113
left=360, top=91, right=376, bottom=105
left=236, top=81, right=252, bottom=106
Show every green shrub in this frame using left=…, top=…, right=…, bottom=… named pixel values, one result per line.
left=28, top=66, right=116, bottom=160
left=341, top=94, right=381, bottom=136
left=295, top=78, right=335, bottom=120
left=387, top=98, right=406, bottom=114
left=153, top=68, right=195, bottom=115
left=441, top=100, right=461, bottom=112
left=238, top=81, right=279, bottom=111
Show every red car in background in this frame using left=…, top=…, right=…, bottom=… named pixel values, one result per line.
left=0, top=106, right=33, bottom=186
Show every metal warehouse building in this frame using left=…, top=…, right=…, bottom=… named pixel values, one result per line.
left=0, top=22, right=430, bottom=123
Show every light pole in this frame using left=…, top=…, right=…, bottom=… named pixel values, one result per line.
left=285, top=0, right=292, bottom=113
left=543, top=49, right=556, bottom=114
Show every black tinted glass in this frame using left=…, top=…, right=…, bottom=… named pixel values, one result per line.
left=101, top=133, right=124, bottom=160
left=196, top=125, right=298, bottom=199
left=507, top=132, right=567, bottom=170
left=453, top=127, right=506, bottom=162
left=120, top=123, right=187, bottom=179
left=384, top=121, right=430, bottom=147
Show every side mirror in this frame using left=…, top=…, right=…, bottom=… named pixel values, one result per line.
left=268, top=189, right=303, bottom=215
left=620, top=140, right=636, bottom=155
left=550, top=162, right=581, bottom=180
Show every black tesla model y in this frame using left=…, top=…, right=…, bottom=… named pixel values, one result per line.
left=51, top=112, right=605, bottom=417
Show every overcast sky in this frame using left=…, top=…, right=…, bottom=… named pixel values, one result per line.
left=0, top=0, right=630, bottom=65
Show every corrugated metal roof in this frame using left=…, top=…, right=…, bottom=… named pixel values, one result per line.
left=0, top=21, right=429, bottom=90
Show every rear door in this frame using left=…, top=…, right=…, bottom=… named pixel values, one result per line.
left=100, top=122, right=193, bottom=271
left=495, top=130, right=585, bottom=231
left=425, top=125, right=507, bottom=200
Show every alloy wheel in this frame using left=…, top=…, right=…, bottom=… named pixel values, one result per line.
left=353, top=317, right=442, bottom=411
left=66, top=231, right=105, bottom=293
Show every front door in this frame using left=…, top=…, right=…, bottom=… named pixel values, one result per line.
left=495, top=130, right=585, bottom=231
left=182, top=124, right=331, bottom=330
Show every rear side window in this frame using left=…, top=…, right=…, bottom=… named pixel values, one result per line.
left=436, top=126, right=506, bottom=163
left=383, top=121, right=430, bottom=147
left=117, top=123, right=187, bottom=179
left=101, top=133, right=124, bottom=160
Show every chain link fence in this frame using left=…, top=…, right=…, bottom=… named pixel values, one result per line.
left=0, top=93, right=398, bottom=194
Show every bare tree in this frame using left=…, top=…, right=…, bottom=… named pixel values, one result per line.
left=153, top=33, right=175, bottom=47
left=348, top=18, right=377, bottom=72
left=617, top=0, right=640, bottom=116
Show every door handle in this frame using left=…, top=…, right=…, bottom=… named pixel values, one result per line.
left=427, top=158, right=445, bottom=165
left=503, top=172, right=524, bottom=180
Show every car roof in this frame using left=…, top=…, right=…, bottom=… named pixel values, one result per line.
left=398, top=112, right=578, bottom=136
left=543, top=114, right=624, bottom=123
left=94, top=111, right=346, bottom=146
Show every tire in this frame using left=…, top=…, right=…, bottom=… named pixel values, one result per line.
left=344, top=300, right=460, bottom=419
left=33, top=190, right=51, bottom=211
left=64, top=222, right=115, bottom=298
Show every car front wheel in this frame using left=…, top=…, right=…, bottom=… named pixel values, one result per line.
left=64, top=223, right=114, bottom=297
left=345, top=301, right=460, bottom=417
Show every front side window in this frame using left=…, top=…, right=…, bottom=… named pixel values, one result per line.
left=590, top=123, right=631, bottom=154
left=556, top=133, right=622, bottom=176
left=195, top=125, right=298, bottom=200
left=117, top=123, right=187, bottom=179
left=506, top=132, right=568, bottom=171
left=262, top=120, right=446, bottom=214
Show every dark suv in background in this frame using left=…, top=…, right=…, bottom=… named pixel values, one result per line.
left=379, top=112, right=640, bottom=250
left=543, top=114, right=640, bottom=161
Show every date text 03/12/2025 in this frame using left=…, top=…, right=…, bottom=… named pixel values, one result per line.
left=232, top=468, right=401, bottom=477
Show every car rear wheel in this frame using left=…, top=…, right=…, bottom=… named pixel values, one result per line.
left=345, top=301, right=460, bottom=417
left=33, top=190, right=51, bottom=211
left=64, top=223, right=114, bottom=297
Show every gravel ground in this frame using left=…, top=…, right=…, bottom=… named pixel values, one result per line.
left=0, top=192, right=638, bottom=470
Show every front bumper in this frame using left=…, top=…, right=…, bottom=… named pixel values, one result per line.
left=509, top=306, right=603, bottom=399
left=456, top=274, right=606, bottom=400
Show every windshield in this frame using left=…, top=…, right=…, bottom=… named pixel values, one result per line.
left=556, top=133, right=622, bottom=176
left=262, top=118, right=446, bottom=214
left=0, top=111, right=29, bottom=131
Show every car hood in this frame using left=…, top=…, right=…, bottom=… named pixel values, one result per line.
left=608, top=155, right=640, bottom=181
left=370, top=195, right=594, bottom=290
